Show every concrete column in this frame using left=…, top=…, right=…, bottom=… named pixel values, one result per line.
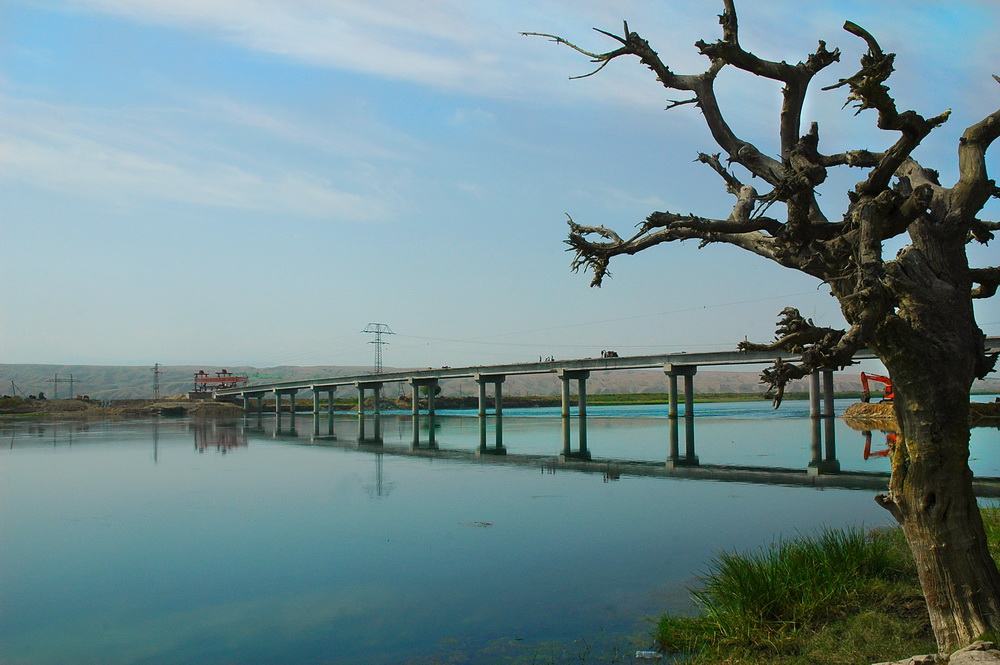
left=357, top=385, right=366, bottom=441
left=309, top=386, right=319, bottom=436
left=809, top=372, right=821, bottom=417
left=494, top=380, right=503, bottom=450
left=558, top=369, right=590, bottom=460
left=665, top=364, right=697, bottom=466
left=668, top=417, right=680, bottom=462
left=560, top=376, right=572, bottom=457
left=478, top=380, right=487, bottom=451
left=823, top=369, right=837, bottom=466
left=475, top=374, right=506, bottom=455
left=822, top=370, right=835, bottom=418
left=288, top=390, right=297, bottom=430
left=427, top=385, right=436, bottom=446
left=683, top=374, right=694, bottom=419
left=809, top=417, right=823, bottom=465
left=373, top=385, right=381, bottom=441
left=578, top=375, right=588, bottom=457
left=327, top=389, right=336, bottom=436
left=312, top=391, right=320, bottom=436
left=242, top=395, right=250, bottom=412
left=273, top=391, right=282, bottom=433
left=355, top=382, right=383, bottom=443
left=667, top=374, right=679, bottom=418
left=408, top=378, right=439, bottom=447
left=411, top=388, right=420, bottom=446
left=665, top=364, right=696, bottom=416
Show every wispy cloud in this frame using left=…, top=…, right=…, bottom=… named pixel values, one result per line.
left=0, top=97, right=393, bottom=221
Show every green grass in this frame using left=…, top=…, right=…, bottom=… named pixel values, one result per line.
left=655, top=523, right=938, bottom=664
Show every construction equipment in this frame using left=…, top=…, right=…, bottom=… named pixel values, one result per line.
left=193, top=369, right=249, bottom=393
left=860, top=372, right=894, bottom=403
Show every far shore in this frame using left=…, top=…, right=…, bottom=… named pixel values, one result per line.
left=4, top=392, right=998, bottom=421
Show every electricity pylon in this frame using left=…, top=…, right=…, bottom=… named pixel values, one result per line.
left=361, top=323, right=394, bottom=374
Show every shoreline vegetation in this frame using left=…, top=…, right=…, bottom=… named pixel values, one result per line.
left=652, top=508, right=1000, bottom=665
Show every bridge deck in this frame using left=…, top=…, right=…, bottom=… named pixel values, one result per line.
left=216, top=337, right=999, bottom=397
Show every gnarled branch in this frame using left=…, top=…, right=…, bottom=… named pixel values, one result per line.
left=738, top=307, right=862, bottom=406
left=971, top=267, right=1000, bottom=299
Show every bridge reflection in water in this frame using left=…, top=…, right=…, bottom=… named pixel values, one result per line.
left=242, top=407, right=1000, bottom=498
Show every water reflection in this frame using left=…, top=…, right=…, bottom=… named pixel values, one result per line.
left=193, top=419, right=248, bottom=454
left=2, top=404, right=998, bottom=665
left=861, top=431, right=897, bottom=460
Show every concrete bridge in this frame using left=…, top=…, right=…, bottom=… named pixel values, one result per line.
left=216, top=338, right=1000, bottom=463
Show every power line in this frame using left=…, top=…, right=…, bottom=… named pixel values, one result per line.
left=45, top=374, right=82, bottom=399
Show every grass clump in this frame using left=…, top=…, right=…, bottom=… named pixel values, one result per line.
left=655, top=524, right=935, bottom=664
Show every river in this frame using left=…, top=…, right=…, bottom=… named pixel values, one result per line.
left=2, top=399, right=998, bottom=664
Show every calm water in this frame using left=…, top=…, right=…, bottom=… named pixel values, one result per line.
left=2, top=400, right=998, bottom=664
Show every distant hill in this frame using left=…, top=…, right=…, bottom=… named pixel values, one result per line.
left=3, top=363, right=999, bottom=400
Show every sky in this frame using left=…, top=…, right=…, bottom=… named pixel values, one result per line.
left=2, top=0, right=998, bottom=371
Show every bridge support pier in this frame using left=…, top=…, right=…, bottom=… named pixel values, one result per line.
left=409, top=378, right=439, bottom=448
left=665, top=364, right=698, bottom=467
left=808, top=370, right=839, bottom=474
left=558, top=369, right=591, bottom=460
left=327, top=388, right=337, bottom=436
left=356, top=381, right=383, bottom=444
left=307, top=387, right=338, bottom=438
left=273, top=389, right=298, bottom=432
left=476, top=374, right=506, bottom=455
left=312, top=391, right=321, bottom=436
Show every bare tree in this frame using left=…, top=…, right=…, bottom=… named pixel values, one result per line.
left=527, top=0, right=1000, bottom=651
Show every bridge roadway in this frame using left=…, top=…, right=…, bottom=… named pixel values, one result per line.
left=217, top=338, right=1000, bottom=460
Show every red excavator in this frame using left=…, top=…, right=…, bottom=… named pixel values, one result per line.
left=860, top=372, right=894, bottom=403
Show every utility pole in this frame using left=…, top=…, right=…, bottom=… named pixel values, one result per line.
left=361, top=323, right=394, bottom=374
left=152, top=363, right=162, bottom=399
left=46, top=374, right=80, bottom=399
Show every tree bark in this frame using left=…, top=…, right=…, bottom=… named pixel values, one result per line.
left=881, top=376, right=1000, bottom=648
left=872, top=253, right=1000, bottom=649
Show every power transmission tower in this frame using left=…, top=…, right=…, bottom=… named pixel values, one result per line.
left=361, top=323, right=394, bottom=374
left=152, top=363, right=162, bottom=399
left=46, top=374, right=81, bottom=399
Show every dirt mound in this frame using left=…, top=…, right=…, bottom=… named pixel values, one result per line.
left=843, top=400, right=1000, bottom=429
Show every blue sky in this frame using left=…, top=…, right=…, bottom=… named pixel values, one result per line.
left=2, top=0, right=998, bottom=370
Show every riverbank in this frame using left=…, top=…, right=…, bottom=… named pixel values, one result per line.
left=0, top=396, right=243, bottom=418
left=7, top=392, right=1000, bottom=420
left=652, top=507, right=1000, bottom=664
